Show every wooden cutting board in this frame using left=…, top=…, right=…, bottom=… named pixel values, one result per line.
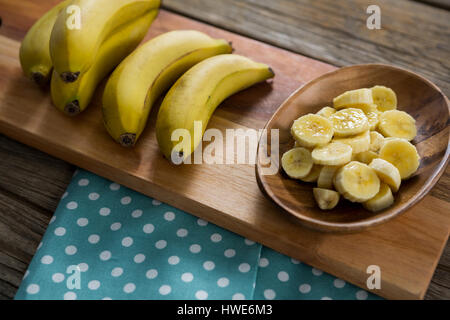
left=0, top=4, right=449, bottom=300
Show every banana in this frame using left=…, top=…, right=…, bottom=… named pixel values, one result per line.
left=329, top=108, right=369, bottom=137
left=369, top=131, right=385, bottom=152
left=366, top=107, right=380, bottom=130
left=102, top=31, right=232, bottom=147
left=334, top=161, right=380, bottom=203
left=313, top=188, right=340, bottom=210
left=19, top=0, right=70, bottom=85
left=317, top=165, right=339, bottom=189
left=291, top=114, right=334, bottom=148
left=378, top=110, right=417, bottom=141
left=300, top=164, right=322, bottom=183
left=51, top=9, right=157, bottom=115
left=379, top=138, right=420, bottom=179
left=281, top=148, right=314, bottom=179
left=333, top=130, right=370, bottom=154
left=312, top=142, right=352, bottom=166
left=333, top=88, right=373, bottom=110
left=50, top=0, right=160, bottom=82
left=156, top=54, right=274, bottom=161
left=363, top=183, right=394, bottom=212
left=353, top=150, right=378, bottom=164
left=316, top=106, right=336, bottom=118
left=371, top=85, right=397, bottom=111
left=369, top=158, right=401, bottom=192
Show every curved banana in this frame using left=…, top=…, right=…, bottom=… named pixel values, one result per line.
left=156, top=54, right=274, bottom=161
left=51, top=9, right=158, bottom=115
left=102, top=30, right=232, bottom=147
left=19, top=0, right=70, bottom=85
left=50, top=0, right=160, bottom=82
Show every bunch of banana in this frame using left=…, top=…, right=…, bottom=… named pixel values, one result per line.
left=281, top=85, right=420, bottom=212
left=102, top=30, right=232, bottom=147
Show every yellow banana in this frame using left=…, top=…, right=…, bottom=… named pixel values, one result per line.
left=156, top=54, right=274, bottom=161
left=51, top=9, right=158, bottom=115
left=19, top=0, right=70, bottom=85
left=102, top=30, right=232, bottom=147
left=50, top=0, right=160, bottom=82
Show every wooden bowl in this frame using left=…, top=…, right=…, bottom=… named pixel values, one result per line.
left=256, top=64, right=449, bottom=233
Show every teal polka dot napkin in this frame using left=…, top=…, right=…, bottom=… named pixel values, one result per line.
left=15, top=169, right=381, bottom=300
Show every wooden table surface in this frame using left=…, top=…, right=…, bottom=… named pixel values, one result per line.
left=0, top=0, right=448, bottom=300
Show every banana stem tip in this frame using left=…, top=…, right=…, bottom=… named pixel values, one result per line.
left=60, top=71, right=80, bottom=83
left=65, top=100, right=81, bottom=116
left=119, top=133, right=136, bottom=147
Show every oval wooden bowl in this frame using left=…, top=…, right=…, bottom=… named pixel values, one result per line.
left=256, top=64, right=450, bottom=233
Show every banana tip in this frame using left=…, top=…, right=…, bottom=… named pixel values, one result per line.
left=268, top=67, right=275, bottom=76
left=60, top=71, right=80, bottom=83
left=31, top=72, right=46, bottom=86
left=119, top=133, right=136, bottom=147
left=65, top=100, right=81, bottom=116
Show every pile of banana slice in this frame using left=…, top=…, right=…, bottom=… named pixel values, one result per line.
left=282, top=86, right=420, bottom=212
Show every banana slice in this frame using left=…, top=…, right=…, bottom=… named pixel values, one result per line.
left=363, top=183, right=394, bottom=212
left=334, top=161, right=380, bottom=202
left=329, top=108, right=369, bottom=137
left=379, top=138, right=420, bottom=179
left=353, top=150, right=378, bottom=164
left=317, top=165, right=339, bottom=189
left=366, top=109, right=380, bottom=130
left=291, top=114, right=334, bottom=148
left=369, top=131, right=385, bottom=152
left=301, top=165, right=322, bottom=183
left=333, top=88, right=374, bottom=110
left=369, top=158, right=401, bottom=192
left=312, top=142, right=352, bottom=166
left=281, top=147, right=314, bottom=179
left=316, top=106, right=336, bottom=118
left=313, top=188, right=340, bottom=210
left=371, top=85, right=397, bottom=111
left=333, top=130, right=370, bottom=154
left=378, top=110, right=417, bottom=141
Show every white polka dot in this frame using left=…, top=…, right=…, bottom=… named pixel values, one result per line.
left=100, top=250, right=111, bottom=261
left=232, top=293, right=245, bottom=300
left=143, top=224, right=154, bottom=234
left=102, top=297, right=112, bottom=300
left=66, top=201, right=78, bottom=210
left=111, top=267, right=123, bottom=277
left=238, top=263, right=250, bottom=273
left=197, top=219, right=208, bottom=226
left=120, top=196, right=131, bottom=205
left=244, top=239, right=255, bottom=245
left=88, top=280, right=100, bottom=290
left=110, top=222, right=121, bottom=231
left=356, top=290, right=368, bottom=300
left=78, top=178, right=89, bottom=186
left=217, top=277, right=229, bottom=287
left=203, top=261, right=215, bottom=271
left=278, top=271, right=289, bottom=282
left=121, top=237, right=133, bottom=247
left=334, top=279, right=346, bottom=288
left=224, top=249, right=236, bottom=258
left=155, top=240, right=167, bottom=249
left=88, top=234, right=100, bottom=244
left=37, top=242, right=43, bottom=250
left=131, top=209, right=143, bottom=218
left=168, top=256, right=180, bottom=265
left=312, top=268, right=323, bottom=276
left=210, top=233, right=222, bottom=242
left=49, top=216, right=56, bottom=224
left=61, top=192, right=68, bottom=199
left=99, top=207, right=111, bottom=216
left=134, top=254, right=146, bottom=263
left=77, top=218, right=88, bottom=227
left=52, top=273, right=65, bottom=283
left=159, top=285, right=171, bottom=295
left=110, top=183, right=120, bottom=191
left=23, top=270, right=29, bottom=279
left=64, top=291, right=77, bottom=300
left=264, top=289, right=276, bottom=300
left=26, top=284, right=39, bottom=294
left=54, top=227, right=66, bottom=236
left=65, top=245, right=77, bottom=255
left=190, top=244, right=201, bottom=253
left=195, top=290, right=208, bottom=300
left=299, top=284, right=311, bottom=294
left=176, top=228, right=188, bottom=237
left=321, top=296, right=333, bottom=300
left=41, top=255, right=53, bottom=264
left=181, top=272, right=193, bottom=282
left=152, top=199, right=161, bottom=205
left=259, top=258, right=269, bottom=267
left=291, top=258, right=300, bottom=264
left=164, top=211, right=175, bottom=221
left=78, top=263, right=88, bottom=272
left=146, top=269, right=158, bottom=279
left=123, top=283, right=136, bottom=294
left=88, top=192, right=100, bottom=200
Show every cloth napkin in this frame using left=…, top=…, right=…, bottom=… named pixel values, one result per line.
left=15, top=169, right=380, bottom=300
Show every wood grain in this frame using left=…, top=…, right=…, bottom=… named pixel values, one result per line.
left=0, top=8, right=449, bottom=299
